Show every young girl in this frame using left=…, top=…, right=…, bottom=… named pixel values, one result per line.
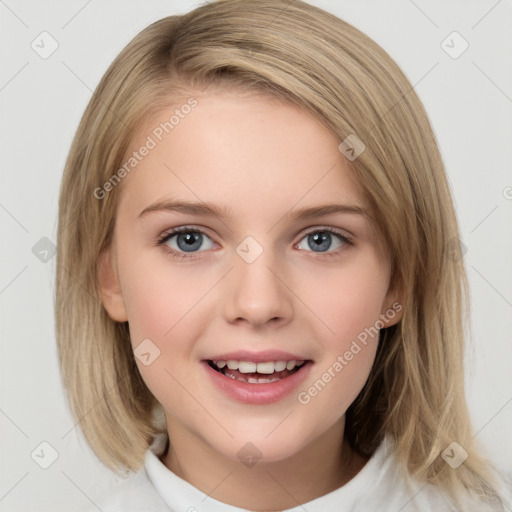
left=55, top=0, right=510, bottom=510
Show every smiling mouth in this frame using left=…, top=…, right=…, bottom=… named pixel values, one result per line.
left=207, top=359, right=309, bottom=384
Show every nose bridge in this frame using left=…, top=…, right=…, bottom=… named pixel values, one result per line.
left=223, top=235, right=293, bottom=326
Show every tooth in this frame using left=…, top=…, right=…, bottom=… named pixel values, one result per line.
left=247, top=376, right=259, bottom=384
left=274, top=360, right=287, bottom=372
left=227, top=360, right=239, bottom=370
left=220, top=359, right=306, bottom=375
left=238, top=361, right=257, bottom=373
left=256, top=361, right=275, bottom=374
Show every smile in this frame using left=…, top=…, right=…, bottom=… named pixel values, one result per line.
left=208, top=359, right=306, bottom=384
left=203, top=358, right=313, bottom=404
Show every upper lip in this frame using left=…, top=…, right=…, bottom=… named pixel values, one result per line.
left=204, top=350, right=311, bottom=363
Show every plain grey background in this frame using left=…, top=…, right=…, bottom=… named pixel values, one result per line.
left=1, top=0, right=511, bottom=510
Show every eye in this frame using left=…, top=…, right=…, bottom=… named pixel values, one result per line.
left=158, top=226, right=215, bottom=259
left=296, top=228, right=351, bottom=255
left=158, top=226, right=352, bottom=261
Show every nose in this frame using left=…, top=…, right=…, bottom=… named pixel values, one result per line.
left=223, top=248, right=293, bottom=328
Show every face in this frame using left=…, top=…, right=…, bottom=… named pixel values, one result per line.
left=98, top=88, right=401, bottom=464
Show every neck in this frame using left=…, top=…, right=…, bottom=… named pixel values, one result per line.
left=161, top=417, right=368, bottom=511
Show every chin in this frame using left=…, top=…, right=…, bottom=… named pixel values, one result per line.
left=209, top=427, right=312, bottom=465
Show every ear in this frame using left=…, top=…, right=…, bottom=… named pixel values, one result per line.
left=380, top=279, right=404, bottom=328
left=96, top=246, right=128, bottom=322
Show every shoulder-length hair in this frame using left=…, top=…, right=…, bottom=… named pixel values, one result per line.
left=55, top=0, right=505, bottom=508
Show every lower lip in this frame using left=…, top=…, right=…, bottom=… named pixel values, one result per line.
left=201, top=360, right=313, bottom=405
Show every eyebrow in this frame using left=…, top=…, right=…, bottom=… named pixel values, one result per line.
left=137, top=199, right=369, bottom=222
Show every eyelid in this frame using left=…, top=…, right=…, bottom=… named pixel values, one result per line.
left=296, top=225, right=353, bottom=243
left=158, top=224, right=353, bottom=242
left=157, top=225, right=215, bottom=244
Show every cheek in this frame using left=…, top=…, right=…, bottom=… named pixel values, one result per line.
left=123, top=277, right=176, bottom=346
left=305, top=250, right=389, bottom=346
left=119, top=251, right=207, bottom=345
left=118, top=254, right=214, bottom=395
left=296, top=252, right=388, bottom=415
left=120, top=263, right=203, bottom=411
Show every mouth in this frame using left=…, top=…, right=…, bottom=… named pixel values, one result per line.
left=206, top=359, right=309, bottom=384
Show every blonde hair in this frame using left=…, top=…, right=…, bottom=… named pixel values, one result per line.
left=55, top=0, right=506, bottom=508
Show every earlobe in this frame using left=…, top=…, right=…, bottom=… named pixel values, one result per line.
left=380, top=299, right=403, bottom=328
left=96, top=247, right=128, bottom=322
left=381, top=282, right=404, bottom=328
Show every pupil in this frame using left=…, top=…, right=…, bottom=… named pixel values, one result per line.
left=309, top=232, right=331, bottom=252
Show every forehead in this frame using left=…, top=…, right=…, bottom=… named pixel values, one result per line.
left=116, top=91, right=366, bottom=222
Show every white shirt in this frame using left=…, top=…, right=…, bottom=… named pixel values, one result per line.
left=89, top=433, right=508, bottom=512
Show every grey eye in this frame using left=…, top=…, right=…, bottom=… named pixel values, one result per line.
left=297, top=231, right=344, bottom=253
left=164, top=231, right=214, bottom=253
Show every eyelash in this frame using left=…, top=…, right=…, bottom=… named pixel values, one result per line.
left=157, top=225, right=353, bottom=261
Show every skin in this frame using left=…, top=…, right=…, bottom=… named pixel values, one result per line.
left=98, top=88, right=402, bottom=511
